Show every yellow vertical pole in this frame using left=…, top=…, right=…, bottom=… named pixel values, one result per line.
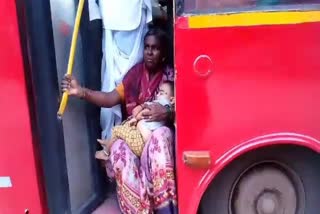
left=57, top=0, right=85, bottom=118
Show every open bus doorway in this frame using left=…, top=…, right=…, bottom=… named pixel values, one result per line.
left=16, top=0, right=174, bottom=213
left=84, top=0, right=175, bottom=213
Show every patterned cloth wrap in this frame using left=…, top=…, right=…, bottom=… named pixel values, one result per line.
left=111, top=119, right=145, bottom=157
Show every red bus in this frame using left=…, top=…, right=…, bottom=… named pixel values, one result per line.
left=1, top=0, right=320, bottom=213
left=176, top=1, right=320, bottom=213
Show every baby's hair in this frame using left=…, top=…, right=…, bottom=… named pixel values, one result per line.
left=162, top=80, right=175, bottom=96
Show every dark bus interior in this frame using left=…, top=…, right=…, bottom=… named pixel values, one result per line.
left=15, top=0, right=173, bottom=213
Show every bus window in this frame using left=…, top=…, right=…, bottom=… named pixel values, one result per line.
left=184, top=0, right=319, bottom=13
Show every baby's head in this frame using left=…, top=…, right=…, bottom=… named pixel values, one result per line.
left=156, top=81, right=175, bottom=104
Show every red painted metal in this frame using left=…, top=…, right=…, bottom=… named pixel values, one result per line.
left=175, top=17, right=320, bottom=213
left=0, top=1, right=45, bottom=213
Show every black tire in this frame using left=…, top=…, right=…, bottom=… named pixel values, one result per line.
left=198, top=145, right=320, bottom=214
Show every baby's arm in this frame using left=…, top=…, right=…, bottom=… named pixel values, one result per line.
left=137, top=120, right=152, bottom=142
left=128, top=117, right=138, bottom=126
left=132, top=105, right=143, bottom=117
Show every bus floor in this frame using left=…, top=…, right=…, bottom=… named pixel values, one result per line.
left=92, top=193, right=121, bottom=214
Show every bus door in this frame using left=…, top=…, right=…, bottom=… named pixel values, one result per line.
left=0, top=1, right=44, bottom=213
left=16, top=0, right=107, bottom=213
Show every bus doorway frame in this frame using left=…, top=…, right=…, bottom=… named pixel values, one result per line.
left=15, top=0, right=107, bottom=213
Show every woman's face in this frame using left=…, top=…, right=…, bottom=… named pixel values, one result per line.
left=144, top=35, right=163, bottom=71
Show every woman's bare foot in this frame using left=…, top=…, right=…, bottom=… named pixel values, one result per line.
left=95, top=150, right=109, bottom=160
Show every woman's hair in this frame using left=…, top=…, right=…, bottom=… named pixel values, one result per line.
left=144, top=28, right=169, bottom=57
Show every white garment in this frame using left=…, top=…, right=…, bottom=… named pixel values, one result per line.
left=88, top=0, right=101, bottom=21
left=140, top=96, right=171, bottom=131
left=99, top=0, right=152, bottom=31
left=88, top=0, right=152, bottom=139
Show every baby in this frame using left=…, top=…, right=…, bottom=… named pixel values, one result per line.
left=95, top=80, right=175, bottom=160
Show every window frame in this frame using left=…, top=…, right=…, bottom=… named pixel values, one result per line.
left=177, top=0, right=320, bottom=16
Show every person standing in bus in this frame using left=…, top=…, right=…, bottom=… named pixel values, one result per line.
left=62, top=28, right=177, bottom=214
left=88, top=0, right=152, bottom=139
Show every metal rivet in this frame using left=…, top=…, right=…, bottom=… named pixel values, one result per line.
left=193, top=54, right=213, bottom=78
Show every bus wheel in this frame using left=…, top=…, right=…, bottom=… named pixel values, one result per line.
left=199, top=145, right=320, bottom=214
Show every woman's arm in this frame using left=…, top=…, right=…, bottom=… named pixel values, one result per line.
left=61, top=74, right=121, bottom=108
left=136, top=108, right=150, bottom=121
left=81, top=88, right=121, bottom=107
left=141, top=103, right=174, bottom=123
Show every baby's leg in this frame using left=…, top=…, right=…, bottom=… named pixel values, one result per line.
left=97, top=123, right=130, bottom=152
left=97, top=139, right=114, bottom=151
left=95, top=138, right=116, bottom=161
left=137, top=121, right=152, bottom=142
left=95, top=150, right=110, bottom=160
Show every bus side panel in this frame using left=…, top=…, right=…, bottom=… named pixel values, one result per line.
left=175, top=18, right=320, bottom=214
left=0, top=1, right=44, bottom=213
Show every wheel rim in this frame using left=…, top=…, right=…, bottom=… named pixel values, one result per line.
left=229, top=162, right=305, bottom=214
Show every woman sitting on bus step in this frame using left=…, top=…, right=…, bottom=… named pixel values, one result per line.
left=61, top=28, right=177, bottom=214
left=95, top=80, right=175, bottom=160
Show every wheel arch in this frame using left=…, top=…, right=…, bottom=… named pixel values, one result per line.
left=188, top=132, right=320, bottom=214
